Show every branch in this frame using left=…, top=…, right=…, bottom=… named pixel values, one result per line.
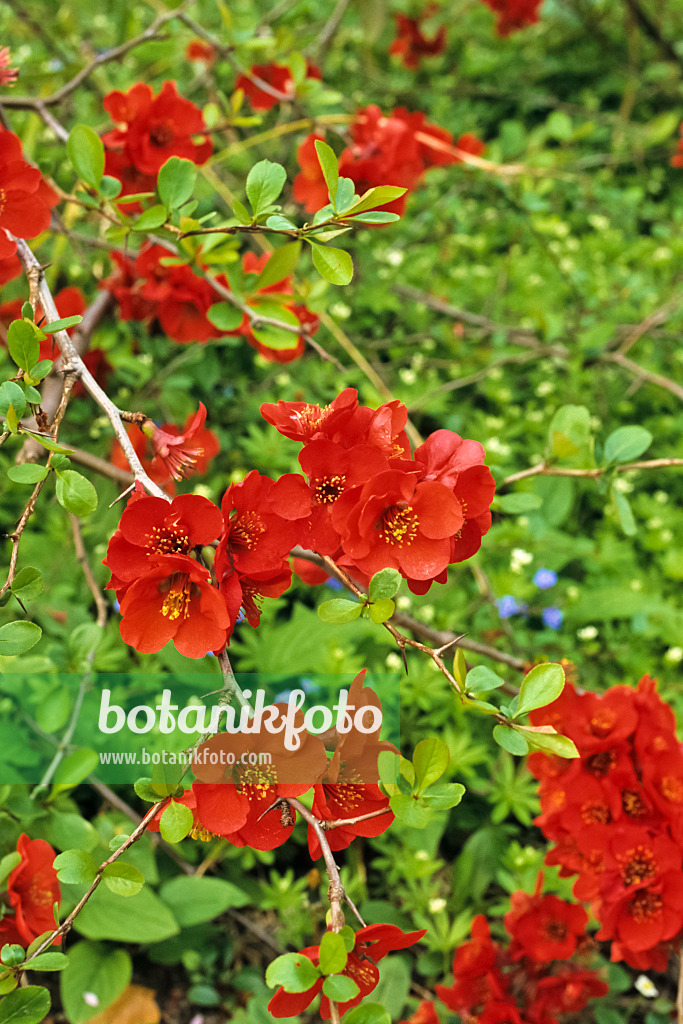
left=14, top=239, right=170, bottom=500
left=501, top=456, right=683, bottom=487
left=622, top=0, right=683, bottom=69
left=600, top=349, right=683, bottom=403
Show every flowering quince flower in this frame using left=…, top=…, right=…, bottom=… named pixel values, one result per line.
left=293, top=107, right=484, bottom=215
left=0, top=252, right=22, bottom=285
left=0, top=47, right=18, bottom=86
left=397, top=1001, right=440, bottom=1024
left=268, top=924, right=427, bottom=1019
left=0, top=834, right=61, bottom=946
left=504, top=886, right=588, bottom=961
left=261, top=388, right=360, bottom=444
left=390, top=12, right=446, bottom=69
left=102, top=80, right=212, bottom=176
left=190, top=713, right=328, bottom=850
left=291, top=556, right=330, bottom=586
left=0, top=128, right=58, bottom=259
left=480, top=0, right=544, bottom=35
left=144, top=402, right=220, bottom=482
left=186, top=39, right=215, bottom=64
left=235, top=61, right=322, bottom=111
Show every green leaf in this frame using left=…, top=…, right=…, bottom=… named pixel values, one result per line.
left=55, top=471, right=98, bottom=517
left=24, top=952, right=69, bottom=972
left=255, top=242, right=301, bottom=289
left=21, top=303, right=33, bottom=321
left=389, top=793, right=431, bottom=828
left=250, top=302, right=302, bottom=350
left=338, top=926, right=355, bottom=953
left=420, top=782, right=466, bottom=809
left=41, top=316, right=83, bottom=334
left=492, top=724, right=529, bottom=756
left=317, top=599, right=362, bottom=624
left=311, top=244, right=353, bottom=285
left=73, top=886, right=179, bottom=943
left=346, top=211, right=400, bottom=224
left=368, top=598, right=395, bottom=623
left=466, top=666, right=506, bottom=693
left=59, top=942, right=131, bottom=1024
left=157, top=156, right=197, bottom=211
left=7, top=320, right=40, bottom=371
left=51, top=748, right=99, bottom=792
left=24, top=434, right=74, bottom=455
left=132, top=204, right=168, bottom=231
left=334, top=179, right=356, bottom=212
left=368, top=568, right=402, bottom=602
left=246, top=160, right=287, bottom=217
left=322, top=975, right=359, bottom=1001
left=0, top=978, right=17, bottom=996
left=206, top=302, right=244, bottom=331
left=0, top=947, right=24, bottom=968
left=53, top=849, right=97, bottom=886
left=516, top=663, right=565, bottom=717
left=548, top=404, right=592, bottom=464
left=314, top=140, right=340, bottom=206
left=265, top=952, right=321, bottom=992
left=0, top=382, right=27, bottom=419
left=7, top=465, right=49, bottom=485
left=612, top=486, right=637, bottom=536
left=0, top=985, right=51, bottom=1024
left=159, top=800, right=194, bottom=844
left=102, top=862, right=144, bottom=897
left=344, top=1002, right=392, bottom=1024
left=0, top=621, right=42, bottom=657
left=160, top=876, right=249, bottom=927
left=27, top=361, right=53, bottom=382
left=0, top=852, right=21, bottom=888
left=603, top=425, right=653, bottom=464
left=412, top=737, right=450, bottom=792
left=318, top=931, right=348, bottom=975
left=515, top=726, right=579, bottom=758
left=98, top=176, right=122, bottom=200
left=231, top=199, right=251, bottom=222
left=67, top=124, right=104, bottom=191
left=497, top=492, right=543, bottom=513
left=453, top=648, right=467, bottom=687
left=342, top=186, right=407, bottom=216
left=266, top=215, right=297, bottom=230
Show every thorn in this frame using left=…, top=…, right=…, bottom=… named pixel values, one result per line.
left=108, top=482, right=135, bottom=508
left=257, top=797, right=283, bottom=823
left=434, top=633, right=468, bottom=657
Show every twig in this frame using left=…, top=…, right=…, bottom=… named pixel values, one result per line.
left=622, top=0, right=683, bottom=69
left=501, top=457, right=683, bottom=487
left=600, top=349, right=683, bottom=402
left=217, top=649, right=250, bottom=710
left=70, top=514, right=108, bottom=627
left=19, top=801, right=168, bottom=967
left=67, top=447, right=135, bottom=485
left=281, top=798, right=346, bottom=931
left=614, top=292, right=682, bottom=357
left=306, top=0, right=352, bottom=59
left=14, top=239, right=170, bottom=500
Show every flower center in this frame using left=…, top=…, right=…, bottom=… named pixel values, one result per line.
left=229, top=512, right=266, bottom=551
left=0, top=187, right=5, bottom=215
left=544, top=919, right=568, bottom=941
left=160, top=574, right=192, bottom=620
left=586, top=749, right=617, bottom=779
left=619, top=845, right=656, bottom=887
left=150, top=121, right=174, bottom=147
left=377, top=503, right=418, bottom=547
left=629, top=889, right=662, bottom=922
left=314, top=475, right=346, bottom=505
left=145, top=524, right=190, bottom=555
left=590, top=708, right=617, bottom=738
left=660, top=775, right=683, bottom=802
left=622, top=789, right=647, bottom=819
left=581, top=799, right=610, bottom=825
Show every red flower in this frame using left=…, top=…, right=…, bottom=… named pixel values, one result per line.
left=0, top=834, right=61, bottom=947
left=236, top=62, right=322, bottom=111
left=268, top=924, right=426, bottom=1019
left=191, top=716, right=327, bottom=849
left=0, top=252, right=21, bottom=285
left=104, top=492, right=223, bottom=597
left=145, top=402, right=220, bottom=482
left=398, top=1002, right=440, bottom=1024
left=219, top=563, right=292, bottom=637
left=504, top=889, right=588, bottom=962
left=534, top=966, right=608, bottom=1016
left=672, top=126, right=683, bottom=168
left=331, top=468, right=464, bottom=580
left=480, top=0, right=544, bottom=35
left=103, top=80, right=212, bottom=175
left=0, top=47, right=18, bottom=87
left=261, top=387, right=359, bottom=444
left=186, top=40, right=216, bottom=64
left=390, top=13, right=446, bottom=69
left=291, top=556, right=330, bottom=586
left=103, top=149, right=157, bottom=210
left=0, top=129, right=58, bottom=258
left=119, top=552, right=231, bottom=657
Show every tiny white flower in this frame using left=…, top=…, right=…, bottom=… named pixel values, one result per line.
left=578, top=626, right=598, bottom=641
left=634, top=975, right=659, bottom=999
left=429, top=898, right=447, bottom=914
left=83, top=994, right=100, bottom=1008
left=397, top=596, right=412, bottom=610
left=385, top=653, right=402, bottom=671
left=415, top=850, right=429, bottom=861
left=664, top=647, right=683, bottom=665
left=386, top=250, right=404, bottom=266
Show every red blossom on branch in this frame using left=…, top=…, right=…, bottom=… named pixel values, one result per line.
left=144, top=402, right=220, bottom=482
left=0, top=128, right=58, bottom=259
left=480, top=0, right=544, bottom=35
left=390, top=13, right=447, bottom=69
left=0, top=47, right=18, bottom=87
left=0, top=834, right=61, bottom=947
left=235, top=61, right=322, bottom=110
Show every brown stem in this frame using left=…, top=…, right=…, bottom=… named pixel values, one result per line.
left=622, top=0, right=683, bottom=68
left=70, top=514, right=108, bottom=627
left=501, top=456, right=683, bottom=487
left=284, top=798, right=345, bottom=932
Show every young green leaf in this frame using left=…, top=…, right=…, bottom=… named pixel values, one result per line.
left=53, top=849, right=98, bottom=886
left=603, top=425, right=653, bottom=464
left=311, top=243, right=353, bottom=285
left=265, top=952, right=321, bottom=992
left=0, top=985, right=51, bottom=1024
left=55, top=471, right=98, bottom=517
left=318, top=931, right=348, bottom=975
left=368, top=568, right=402, bottom=602
left=612, top=486, right=637, bottom=537
left=492, top=724, right=529, bottom=756
left=157, top=156, right=197, bottom=211
left=0, top=621, right=42, bottom=657
left=341, top=185, right=407, bottom=216
left=317, top=599, right=362, bottom=624
left=7, top=465, right=49, bottom=485
left=412, top=736, right=450, bottom=792
left=246, top=160, right=287, bottom=218
left=466, top=666, right=506, bottom=693
left=322, top=975, right=360, bottom=1001
left=515, top=726, right=579, bottom=758
left=41, top=316, right=83, bottom=334
left=102, top=862, right=145, bottom=897
left=67, top=124, right=104, bottom=191
left=159, top=799, right=194, bottom=844
left=255, top=242, right=301, bottom=289
left=132, top=204, right=168, bottom=231
left=7, top=320, right=40, bottom=371
left=368, top=598, right=395, bottom=623
left=207, top=302, right=244, bottom=331
left=515, top=663, right=565, bottom=717
left=314, top=140, right=340, bottom=206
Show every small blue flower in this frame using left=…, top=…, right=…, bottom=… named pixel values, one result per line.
left=112, top=599, right=121, bottom=614
left=542, top=606, right=563, bottom=629
left=327, top=576, right=343, bottom=591
left=496, top=595, right=525, bottom=619
left=533, top=568, right=558, bottom=590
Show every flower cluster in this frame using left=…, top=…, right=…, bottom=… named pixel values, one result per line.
left=102, top=81, right=212, bottom=200
left=0, top=128, right=58, bottom=259
left=480, top=0, right=544, bottom=35
left=294, top=107, right=484, bottom=215
left=261, top=389, right=496, bottom=593
left=528, top=674, right=683, bottom=971
left=110, top=403, right=220, bottom=492
left=269, top=923, right=427, bottom=1019
left=235, top=61, right=322, bottom=110
left=390, top=12, right=446, bottom=69
left=435, top=881, right=607, bottom=1024
left=0, top=834, right=61, bottom=947
left=146, top=671, right=395, bottom=855
left=104, top=245, right=316, bottom=361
